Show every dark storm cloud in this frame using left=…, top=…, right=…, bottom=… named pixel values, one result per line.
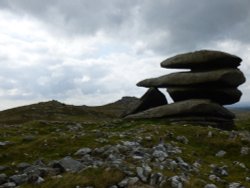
left=1, top=0, right=250, bottom=54
left=0, top=0, right=139, bottom=36
left=140, top=0, right=250, bottom=53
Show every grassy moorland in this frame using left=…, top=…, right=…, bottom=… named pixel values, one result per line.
left=0, top=100, right=250, bottom=188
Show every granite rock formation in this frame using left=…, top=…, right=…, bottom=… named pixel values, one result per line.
left=127, top=50, right=246, bottom=129
left=160, top=50, right=242, bottom=69
left=137, top=68, right=245, bottom=88
left=167, top=87, right=242, bottom=105
left=122, top=88, right=167, bottom=117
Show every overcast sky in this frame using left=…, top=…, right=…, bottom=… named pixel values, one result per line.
left=0, top=0, right=250, bottom=110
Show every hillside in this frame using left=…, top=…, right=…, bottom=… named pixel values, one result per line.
left=0, top=97, right=139, bottom=124
left=0, top=99, right=250, bottom=188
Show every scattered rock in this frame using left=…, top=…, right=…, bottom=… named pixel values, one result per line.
left=9, top=174, right=28, bottom=185
left=208, top=131, right=213, bottom=137
left=0, top=141, right=11, bottom=147
left=204, top=184, right=217, bottom=188
left=136, top=164, right=152, bottom=182
left=118, top=177, right=139, bottom=187
left=228, top=182, right=243, bottom=188
left=212, top=165, right=228, bottom=177
left=209, top=174, right=221, bottom=182
left=176, top=136, right=189, bottom=144
left=122, top=141, right=140, bottom=147
left=215, top=150, right=226, bottom=157
left=53, top=157, right=83, bottom=172
left=233, top=161, right=246, bottom=169
left=0, top=182, right=16, bottom=188
left=150, top=173, right=164, bottom=186
left=240, top=147, right=249, bottom=155
left=169, top=175, right=183, bottom=188
left=74, top=148, right=92, bottom=156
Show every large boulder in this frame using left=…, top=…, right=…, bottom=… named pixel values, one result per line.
left=167, top=87, right=242, bottom=105
left=160, top=50, right=242, bottom=69
left=122, top=88, right=167, bottom=117
left=125, top=99, right=235, bottom=120
left=137, top=68, right=245, bottom=88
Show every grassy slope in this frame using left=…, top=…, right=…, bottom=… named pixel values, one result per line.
left=0, top=101, right=250, bottom=187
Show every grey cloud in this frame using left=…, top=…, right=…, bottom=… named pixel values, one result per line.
left=0, top=0, right=139, bottom=36
left=0, top=57, right=112, bottom=100
left=140, top=0, right=250, bottom=53
left=1, top=0, right=250, bottom=54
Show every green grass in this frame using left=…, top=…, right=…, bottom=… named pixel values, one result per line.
left=1, top=117, right=250, bottom=187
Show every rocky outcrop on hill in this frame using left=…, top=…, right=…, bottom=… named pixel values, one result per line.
left=128, top=50, right=246, bottom=129
left=122, top=88, right=168, bottom=117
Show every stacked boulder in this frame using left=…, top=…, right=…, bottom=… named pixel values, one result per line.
left=126, top=50, right=246, bottom=129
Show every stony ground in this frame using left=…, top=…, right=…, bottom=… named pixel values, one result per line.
left=0, top=118, right=250, bottom=188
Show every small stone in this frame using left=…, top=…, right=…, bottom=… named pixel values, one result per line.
left=74, top=148, right=92, bottom=156
left=143, top=164, right=152, bottom=178
left=136, top=165, right=151, bottom=182
left=35, top=176, right=45, bottom=184
left=118, top=177, right=139, bottom=187
left=9, top=174, right=28, bottom=185
left=150, top=173, right=164, bottom=186
left=215, top=150, right=226, bottom=157
left=169, top=176, right=183, bottom=188
left=53, top=157, right=83, bottom=172
left=0, top=182, right=16, bottom=188
left=0, top=141, right=11, bottom=147
left=145, top=136, right=152, bottom=141
left=246, top=177, right=250, bottom=182
left=193, top=161, right=201, bottom=169
left=128, top=177, right=139, bottom=185
left=178, top=162, right=190, bottom=171
left=233, top=161, right=246, bottom=169
left=136, top=167, right=146, bottom=182
left=122, top=141, right=140, bottom=147
left=176, top=136, right=189, bottom=144
left=118, top=178, right=129, bottom=187
left=212, top=166, right=228, bottom=177
left=152, top=150, right=168, bottom=161
left=208, top=131, right=213, bottom=137
left=240, top=147, right=249, bottom=155
left=228, top=182, right=243, bottom=188
left=109, top=186, right=118, bottom=188
left=208, top=174, right=221, bottom=182
left=204, top=184, right=217, bottom=188
left=169, top=160, right=178, bottom=170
